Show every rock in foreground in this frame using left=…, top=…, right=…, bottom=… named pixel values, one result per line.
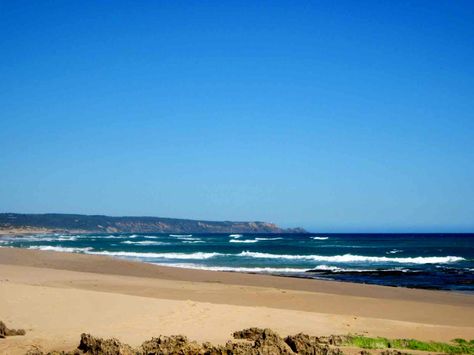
left=25, top=328, right=348, bottom=354
left=0, top=320, right=25, bottom=338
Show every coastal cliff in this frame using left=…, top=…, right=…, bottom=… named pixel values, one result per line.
left=0, top=213, right=306, bottom=234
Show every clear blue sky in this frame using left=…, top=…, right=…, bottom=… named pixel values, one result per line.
left=1, top=1, right=473, bottom=232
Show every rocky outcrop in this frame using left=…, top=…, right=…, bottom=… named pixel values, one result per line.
left=0, top=320, right=25, bottom=338
left=139, top=335, right=203, bottom=354
left=284, top=333, right=344, bottom=354
left=25, top=328, right=352, bottom=355
left=77, top=333, right=134, bottom=355
left=232, top=327, right=294, bottom=354
left=311, top=335, right=352, bottom=347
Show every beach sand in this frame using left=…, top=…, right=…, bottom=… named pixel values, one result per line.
left=0, top=247, right=473, bottom=354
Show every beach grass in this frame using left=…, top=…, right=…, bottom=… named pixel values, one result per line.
left=344, top=336, right=474, bottom=354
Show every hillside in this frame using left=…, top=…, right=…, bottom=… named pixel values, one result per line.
left=0, top=213, right=306, bottom=234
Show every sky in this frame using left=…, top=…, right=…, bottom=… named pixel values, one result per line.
left=1, top=1, right=473, bottom=232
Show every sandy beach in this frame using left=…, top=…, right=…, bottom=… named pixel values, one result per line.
left=0, top=247, right=473, bottom=354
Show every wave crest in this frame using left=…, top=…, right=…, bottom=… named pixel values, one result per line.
left=153, top=263, right=307, bottom=273
left=87, top=251, right=222, bottom=260
left=28, top=246, right=93, bottom=253
left=120, top=241, right=169, bottom=246
left=238, top=251, right=464, bottom=264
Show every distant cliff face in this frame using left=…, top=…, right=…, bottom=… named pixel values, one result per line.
left=0, top=213, right=306, bottom=234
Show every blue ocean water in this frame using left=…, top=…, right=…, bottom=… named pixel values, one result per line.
left=1, top=233, right=473, bottom=291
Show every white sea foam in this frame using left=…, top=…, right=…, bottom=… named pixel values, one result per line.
left=86, top=251, right=222, bottom=260
left=308, top=265, right=411, bottom=273
left=176, top=236, right=202, bottom=241
left=57, top=236, right=78, bottom=241
left=28, top=245, right=93, bottom=253
left=36, top=234, right=79, bottom=241
left=312, top=237, right=329, bottom=240
left=170, top=234, right=192, bottom=237
left=229, top=239, right=258, bottom=243
left=152, top=263, right=408, bottom=274
left=152, top=263, right=307, bottom=273
left=182, top=240, right=204, bottom=244
left=310, top=265, right=347, bottom=272
left=387, top=249, right=403, bottom=254
left=143, top=235, right=160, bottom=239
left=120, top=241, right=169, bottom=246
left=2, top=235, right=81, bottom=242
left=100, top=235, right=128, bottom=239
left=229, top=234, right=242, bottom=238
left=238, top=251, right=464, bottom=264
left=255, top=237, right=283, bottom=241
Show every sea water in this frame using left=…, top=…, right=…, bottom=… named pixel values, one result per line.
left=1, top=233, right=473, bottom=291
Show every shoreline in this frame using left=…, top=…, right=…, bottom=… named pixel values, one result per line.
left=1, top=247, right=473, bottom=354
left=1, top=247, right=473, bottom=306
left=148, top=262, right=474, bottom=294
left=1, top=232, right=472, bottom=293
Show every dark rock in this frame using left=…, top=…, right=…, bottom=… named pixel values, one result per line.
left=233, top=327, right=267, bottom=342
left=23, top=328, right=353, bottom=355
left=0, top=320, right=25, bottom=338
left=139, top=335, right=203, bottom=354
left=232, top=327, right=294, bottom=354
left=284, top=333, right=344, bottom=354
left=202, top=340, right=254, bottom=354
left=315, top=335, right=351, bottom=346
left=77, top=333, right=134, bottom=355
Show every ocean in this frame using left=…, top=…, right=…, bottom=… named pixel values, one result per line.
left=1, top=233, right=473, bottom=291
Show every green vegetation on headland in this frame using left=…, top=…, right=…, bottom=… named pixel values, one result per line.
left=0, top=212, right=306, bottom=234
left=343, top=335, right=474, bottom=354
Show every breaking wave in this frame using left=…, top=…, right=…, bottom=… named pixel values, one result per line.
left=229, top=237, right=283, bottom=243
left=153, top=263, right=308, bottom=273
left=255, top=237, right=283, bottom=241
left=100, top=235, right=129, bottom=239
left=86, top=251, right=222, bottom=260
left=28, top=245, right=93, bottom=253
left=238, top=251, right=464, bottom=264
left=120, top=240, right=169, bottom=246
left=176, top=236, right=202, bottom=241
left=306, top=265, right=413, bottom=273
left=0, top=235, right=81, bottom=242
